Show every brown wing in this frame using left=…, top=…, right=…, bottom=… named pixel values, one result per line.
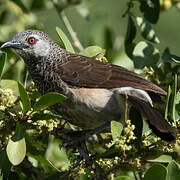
left=58, top=52, right=166, bottom=95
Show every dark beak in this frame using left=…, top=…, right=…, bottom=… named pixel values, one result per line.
left=1, top=41, right=27, bottom=49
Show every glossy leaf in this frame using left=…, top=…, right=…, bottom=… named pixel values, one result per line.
left=12, top=123, right=26, bottom=141
left=18, top=82, right=31, bottom=114
left=136, top=16, right=160, bottom=44
left=147, top=155, right=172, bottom=163
left=33, top=92, right=66, bottom=111
left=6, top=123, right=26, bottom=166
left=31, top=112, right=60, bottom=121
left=79, top=46, right=105, bottom=58
left=144, top=164, right=167, bottom=180
left=0, top=52, right=6, bottom=79
left=125, top=16, right=137, bottom=58
left=125, top=16, right=137, bottom=45
left=140, top=0, right=160, bottom=24
left=29, top=90, right=41, bottom=100
left=6, top=138, right=26, bottom=166
left=111, top=121, right=123, bottom=141
left=0, top=150, right=12, bottom=179
left=166, top=161, right=180, bottom=180
left=132, top=41, right=160, bottom=68
left=56, top=26, right=75, bottom=53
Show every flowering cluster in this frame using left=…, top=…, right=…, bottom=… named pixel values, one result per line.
left=118, top=119, right=136, bottom=150
left=116, top=119, right=136, bottom=151
left=0, top=88, right=15, bottom=110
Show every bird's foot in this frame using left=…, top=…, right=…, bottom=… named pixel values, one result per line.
left=62, top=122, right=110, bottom=147
left=60, top=122, right=110, bottom=166
left=60, top=129, right=92, bottom=166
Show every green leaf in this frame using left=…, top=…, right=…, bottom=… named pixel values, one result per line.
left=140, top=0, right=160, bottom=24
left=33, top=92, right=66, bottom=111
left=26, top=153, right=54, bottom=169
left=132, top=41, right=160, bottom=68
left=29, top=90, right=41, bottom=100
left=166, top=161, right=180, bottom=180
left=144, top=164, right=167, bottom=180
left=0, top=150, right=12, bottom=179
left=111, top=121, right=123, bottom=141
left=115, top=176, right=133, bottom=180
left=79, top=46, right=105, bottom=58
left=6, top=138, right=26, bottom=166
left=125, top=16, right=137, bottom=45
left=12, top=123, right=26, bottom=141
left=18, top=82, right=31, bottom=114
left=162, top=48, right=172, bottom=62
left=147, top=155, right=172, bottom=163
left=171, top=55, right=180, bottom=64
left=162, top=48, right=180, bottom=64
left=136, top=17, right=160, bottom=44
left=56, top=26, right=75, bottom=53
left=125, top=16, right=137, bottom=59
left=6, top=123, right=26, bottom=166
left=0, top=52, right=6, bottom=79
left=31, top=112, right=60, bottom=121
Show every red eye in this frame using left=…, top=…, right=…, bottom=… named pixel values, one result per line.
left=28, top=37, right=36, bottom=45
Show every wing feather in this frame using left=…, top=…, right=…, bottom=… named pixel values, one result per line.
left=58, top=52, right=166, bottom=95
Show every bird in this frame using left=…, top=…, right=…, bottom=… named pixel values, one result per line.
left=0, top=30, right=176, bottom=144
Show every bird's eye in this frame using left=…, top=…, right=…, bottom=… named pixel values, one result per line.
left=28, top=37, right=36, bottom=45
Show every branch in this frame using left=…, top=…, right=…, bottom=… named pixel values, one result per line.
left=53, top=3, right=84, bottom=51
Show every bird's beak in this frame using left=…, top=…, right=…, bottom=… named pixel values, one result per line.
left=1, top=41, right=27, bottom=49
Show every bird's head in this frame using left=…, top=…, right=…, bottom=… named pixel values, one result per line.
left=1, top=30, right=52, bottom=60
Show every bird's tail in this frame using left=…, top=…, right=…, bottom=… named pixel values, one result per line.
left=127, top=95, right=176, bottom=144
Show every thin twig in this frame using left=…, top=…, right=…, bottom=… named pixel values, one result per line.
left=60, top=11, right=84, bottom=50
left=53, top=2, right=84, bottom=51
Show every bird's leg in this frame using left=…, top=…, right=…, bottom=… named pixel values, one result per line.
left=60, top=122, right=110, bottom=166
left=77, top=141, right=92, bottom=166
left=62, top=122, right=110, bottom=146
